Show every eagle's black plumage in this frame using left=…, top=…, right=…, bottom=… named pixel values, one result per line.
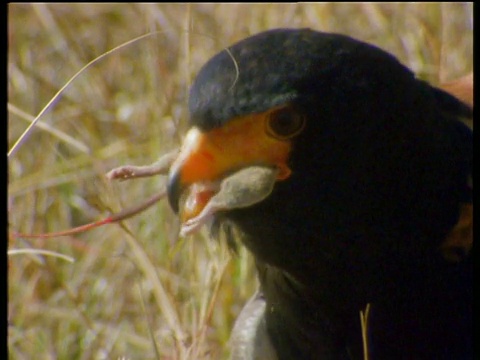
left=170, top=29, right=473, bottom=359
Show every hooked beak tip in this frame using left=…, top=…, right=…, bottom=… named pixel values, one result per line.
left=167, top=169, right=182, bottom=214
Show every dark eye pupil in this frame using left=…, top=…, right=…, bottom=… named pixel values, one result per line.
left=274, top=112, right=294, bottom=132
left=269, top=108, right=304, bottom=138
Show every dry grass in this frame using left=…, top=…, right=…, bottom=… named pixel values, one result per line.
left=8, top=3, right=473, bottom=359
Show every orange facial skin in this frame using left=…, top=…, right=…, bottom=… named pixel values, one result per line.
left=169, top=106, right=297, bottom=222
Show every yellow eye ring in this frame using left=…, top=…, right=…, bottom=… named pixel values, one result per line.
left=265, top=105, right=306, bottom=140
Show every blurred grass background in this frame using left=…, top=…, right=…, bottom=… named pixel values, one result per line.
left=8, top=3, right=473, bottom=360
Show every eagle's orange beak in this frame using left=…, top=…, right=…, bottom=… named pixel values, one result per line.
left=167, top=107, right=295, bottom=221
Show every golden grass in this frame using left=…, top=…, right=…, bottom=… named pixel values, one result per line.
left=8, top=3, right=473, bottom=359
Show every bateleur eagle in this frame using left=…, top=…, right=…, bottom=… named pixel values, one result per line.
left=166, top=28, right=473, bottom=359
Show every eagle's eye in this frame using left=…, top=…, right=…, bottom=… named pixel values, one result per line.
left=266, top=106, right=305, bottom=140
